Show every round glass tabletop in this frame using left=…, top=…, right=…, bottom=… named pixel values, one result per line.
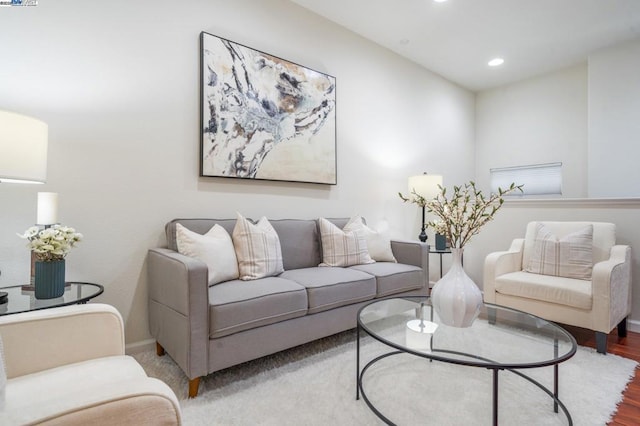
left=0, top=282, right=104, bottom=316
left=358, top=297, right=577, bottom=369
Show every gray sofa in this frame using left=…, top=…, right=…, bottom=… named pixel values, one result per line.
left=147, top=218, right=428, bottom=397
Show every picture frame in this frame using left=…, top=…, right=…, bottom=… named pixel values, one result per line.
left=200, top=32, right=337, bottom=185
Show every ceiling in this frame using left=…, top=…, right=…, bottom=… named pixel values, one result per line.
left=290, top=0, right=640, bottom=92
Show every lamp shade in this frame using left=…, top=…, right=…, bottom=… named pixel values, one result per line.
left=37, top=192, right=58, bottom=225
left=0, top=110, right=48, bottom=184
left=408, top=173, right=443, bottom=201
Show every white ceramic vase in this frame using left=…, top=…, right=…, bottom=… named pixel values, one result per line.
left=430, top=247, right=482, bottom=327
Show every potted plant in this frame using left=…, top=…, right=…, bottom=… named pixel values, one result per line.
left=18, top=224, right=83, bottom=299
left=400, top=181, right=522, bottom=326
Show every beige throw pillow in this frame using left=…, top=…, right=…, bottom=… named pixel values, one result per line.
left=175, top=223, right=239, bottom=285
left=526, top=223, right=593, bottom=280
left=343, top=215, right=396, bottom=262
left=232, top=214, right=284, bottom=280
left=318, top=217, right=375, bottom=267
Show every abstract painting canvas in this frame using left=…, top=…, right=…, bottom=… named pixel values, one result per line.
left=200, top=32, right=337, bottom=184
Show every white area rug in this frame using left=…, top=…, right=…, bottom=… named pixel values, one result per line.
left=134, top=330, right=637, bottom=425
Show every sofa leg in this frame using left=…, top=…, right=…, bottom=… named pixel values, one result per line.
left=188, top=377, right=201, bottom=398
left=156, top=342, right=165, bottom=356
left=595, top=332, right=608, bottom=354
left=617, top=318, right=628, bottom=338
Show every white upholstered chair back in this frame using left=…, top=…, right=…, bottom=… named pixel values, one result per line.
left=522, top=221, right=616, bottom=269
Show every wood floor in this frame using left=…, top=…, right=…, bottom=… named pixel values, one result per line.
left=564, top=325, right=640, bottom=425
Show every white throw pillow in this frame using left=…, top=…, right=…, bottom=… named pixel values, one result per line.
left=175, top=223, right=239, bottom=285
left=232, top=214, right=284, bottom=280
left=318, top=217, right=375, bottom=267
left=343, top=215, right=396, bottom=262
left=525, top=223, right=593, bottom=280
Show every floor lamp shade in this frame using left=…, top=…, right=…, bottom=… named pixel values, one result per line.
left=0, top=110, right=48, bottom=184
left=408, top=173, right=443, bottom=200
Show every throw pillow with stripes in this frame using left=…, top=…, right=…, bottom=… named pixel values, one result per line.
left=232, top=213, right=284, bottom=280
left=318, top=217, right=375, bottom=267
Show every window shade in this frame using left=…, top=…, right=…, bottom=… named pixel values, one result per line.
left=490, top=162, right=562, bottom=196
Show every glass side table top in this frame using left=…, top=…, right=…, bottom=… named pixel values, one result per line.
left=0, top=282, right=104, bottom=316
left=358, top=297, right=577, bottom=368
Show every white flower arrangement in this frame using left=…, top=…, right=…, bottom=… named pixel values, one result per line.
left=18, top=224, right=83, bottom=262
left=400, top=181, right=523, bottom=248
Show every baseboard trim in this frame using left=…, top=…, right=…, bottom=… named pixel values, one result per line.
left=125, top=338, right=155, bottom=355
left=628, top=319, right=640, bottom=334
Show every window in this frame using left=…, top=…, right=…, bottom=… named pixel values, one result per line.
left=490, top=162, right=562, bottom=196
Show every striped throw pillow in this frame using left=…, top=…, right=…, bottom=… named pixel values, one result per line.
left=526, top=223, right=593, bottom=280
left=232, top=214, right=284, bottom=280
left=318, top=217, right=375, bottom=267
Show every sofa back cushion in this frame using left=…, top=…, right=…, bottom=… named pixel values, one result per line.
left=166, top=218, right=328, bottom=271
left=522, top=221, right=615, bottom=269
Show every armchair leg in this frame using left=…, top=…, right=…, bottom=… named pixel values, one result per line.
left=189, top=377, right=201, bottom=398
left=156, top=342, right=165, bottom=356
left=595, top=332, right=607, bottom=354
left=617, top=318, right=628, bottom=338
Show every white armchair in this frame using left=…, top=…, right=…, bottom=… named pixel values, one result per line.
left=0, top=303, right=181, bottom=425
left=484, top=221, right=632, bottom=354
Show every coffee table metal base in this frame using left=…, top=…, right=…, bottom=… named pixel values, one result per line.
left=356, top=324, right=573, bottom=426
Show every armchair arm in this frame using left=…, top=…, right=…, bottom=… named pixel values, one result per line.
left=390, top=240, right=429, bottom=288
left=483, top=239, right=525, bottom=303
left=591, top=245, right=632, bottom=332
left=147, top=248, right=209, bottom=380
left=0, top=303, right=124, bottom=379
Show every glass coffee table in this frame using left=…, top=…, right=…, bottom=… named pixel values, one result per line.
left=0, top=282, right=104, bottom=316
left=356, top=297, right=577, bottom=425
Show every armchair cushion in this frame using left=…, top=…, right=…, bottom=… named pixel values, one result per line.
left=525, top=223, right=593, bottom=280
left=495, top=271, right=592, bottom=310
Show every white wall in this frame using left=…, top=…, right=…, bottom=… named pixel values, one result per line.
left=475, top=64, right=588, bottom=197
left=588, top=38, right=640, bottom=198
left=0, top=0, right=475, bottom=346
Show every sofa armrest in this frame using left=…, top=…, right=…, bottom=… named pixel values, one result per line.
left=390, top=240, right=429, bottom=288
left=483, top=239, right=524, bottom=303
left=591, top=245, right=632, bottom=332
left=0, top=303, right=124, bottom=379
left=147, top=248, right=210, bottom=380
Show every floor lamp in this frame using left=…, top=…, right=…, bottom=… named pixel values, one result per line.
left=407, top=173, right=443, bottom=242
left=0, top=110, right=49, bottom=302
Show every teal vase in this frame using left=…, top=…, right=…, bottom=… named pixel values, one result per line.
left=34, top=260, right=66, bottom=299
left=435, top=234, right=447, bottom=251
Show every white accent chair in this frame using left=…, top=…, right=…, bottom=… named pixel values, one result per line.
left=0, top=303, right=182, bottom=425
left=484, top=221, right=632, bottom=354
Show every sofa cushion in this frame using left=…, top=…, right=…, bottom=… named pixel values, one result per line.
left=3, top=355, right=179, bottom=425
left=495, top=271, right=592, bottom=310
left=233, top=214, right=285, bottom=280
left=269, top=219, right=321, bottom=270
left=280, top=267, right=376, bottom=314
left=175, top=223, right=239, bottom=285
left=343, top=215, right=396, bottom=262
left=350, top=262, right=423, bottom=297
left=525, top=223, right=593, bottom=280
left=318, top=217, right=374, bottom=267
left=209, top=277, right=307, bottom=338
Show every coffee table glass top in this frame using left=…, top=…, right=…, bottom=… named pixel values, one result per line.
left=359, top=297, right=577, bottom=368
left=0, top=282, right=104, bottom=316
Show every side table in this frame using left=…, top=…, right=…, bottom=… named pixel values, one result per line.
left=0, top=282, right=104, bottom=316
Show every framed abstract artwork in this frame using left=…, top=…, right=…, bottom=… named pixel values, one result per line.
left=200, top=32, right=337, bottom=185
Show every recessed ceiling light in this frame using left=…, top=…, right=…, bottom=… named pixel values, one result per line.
left=434, top=0, right=448, bottom=3
left=488, top=57, right=505, bottom=67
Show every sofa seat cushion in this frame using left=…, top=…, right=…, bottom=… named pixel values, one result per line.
left=495, top=271, right=592, bottom=310
left=280, top=267, right=376, bottom=314
left=350, top=262, right=424, bottom=297
left=3, top=355, right=180, bottom=425
left=209, top=277, right=308, bottom=338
